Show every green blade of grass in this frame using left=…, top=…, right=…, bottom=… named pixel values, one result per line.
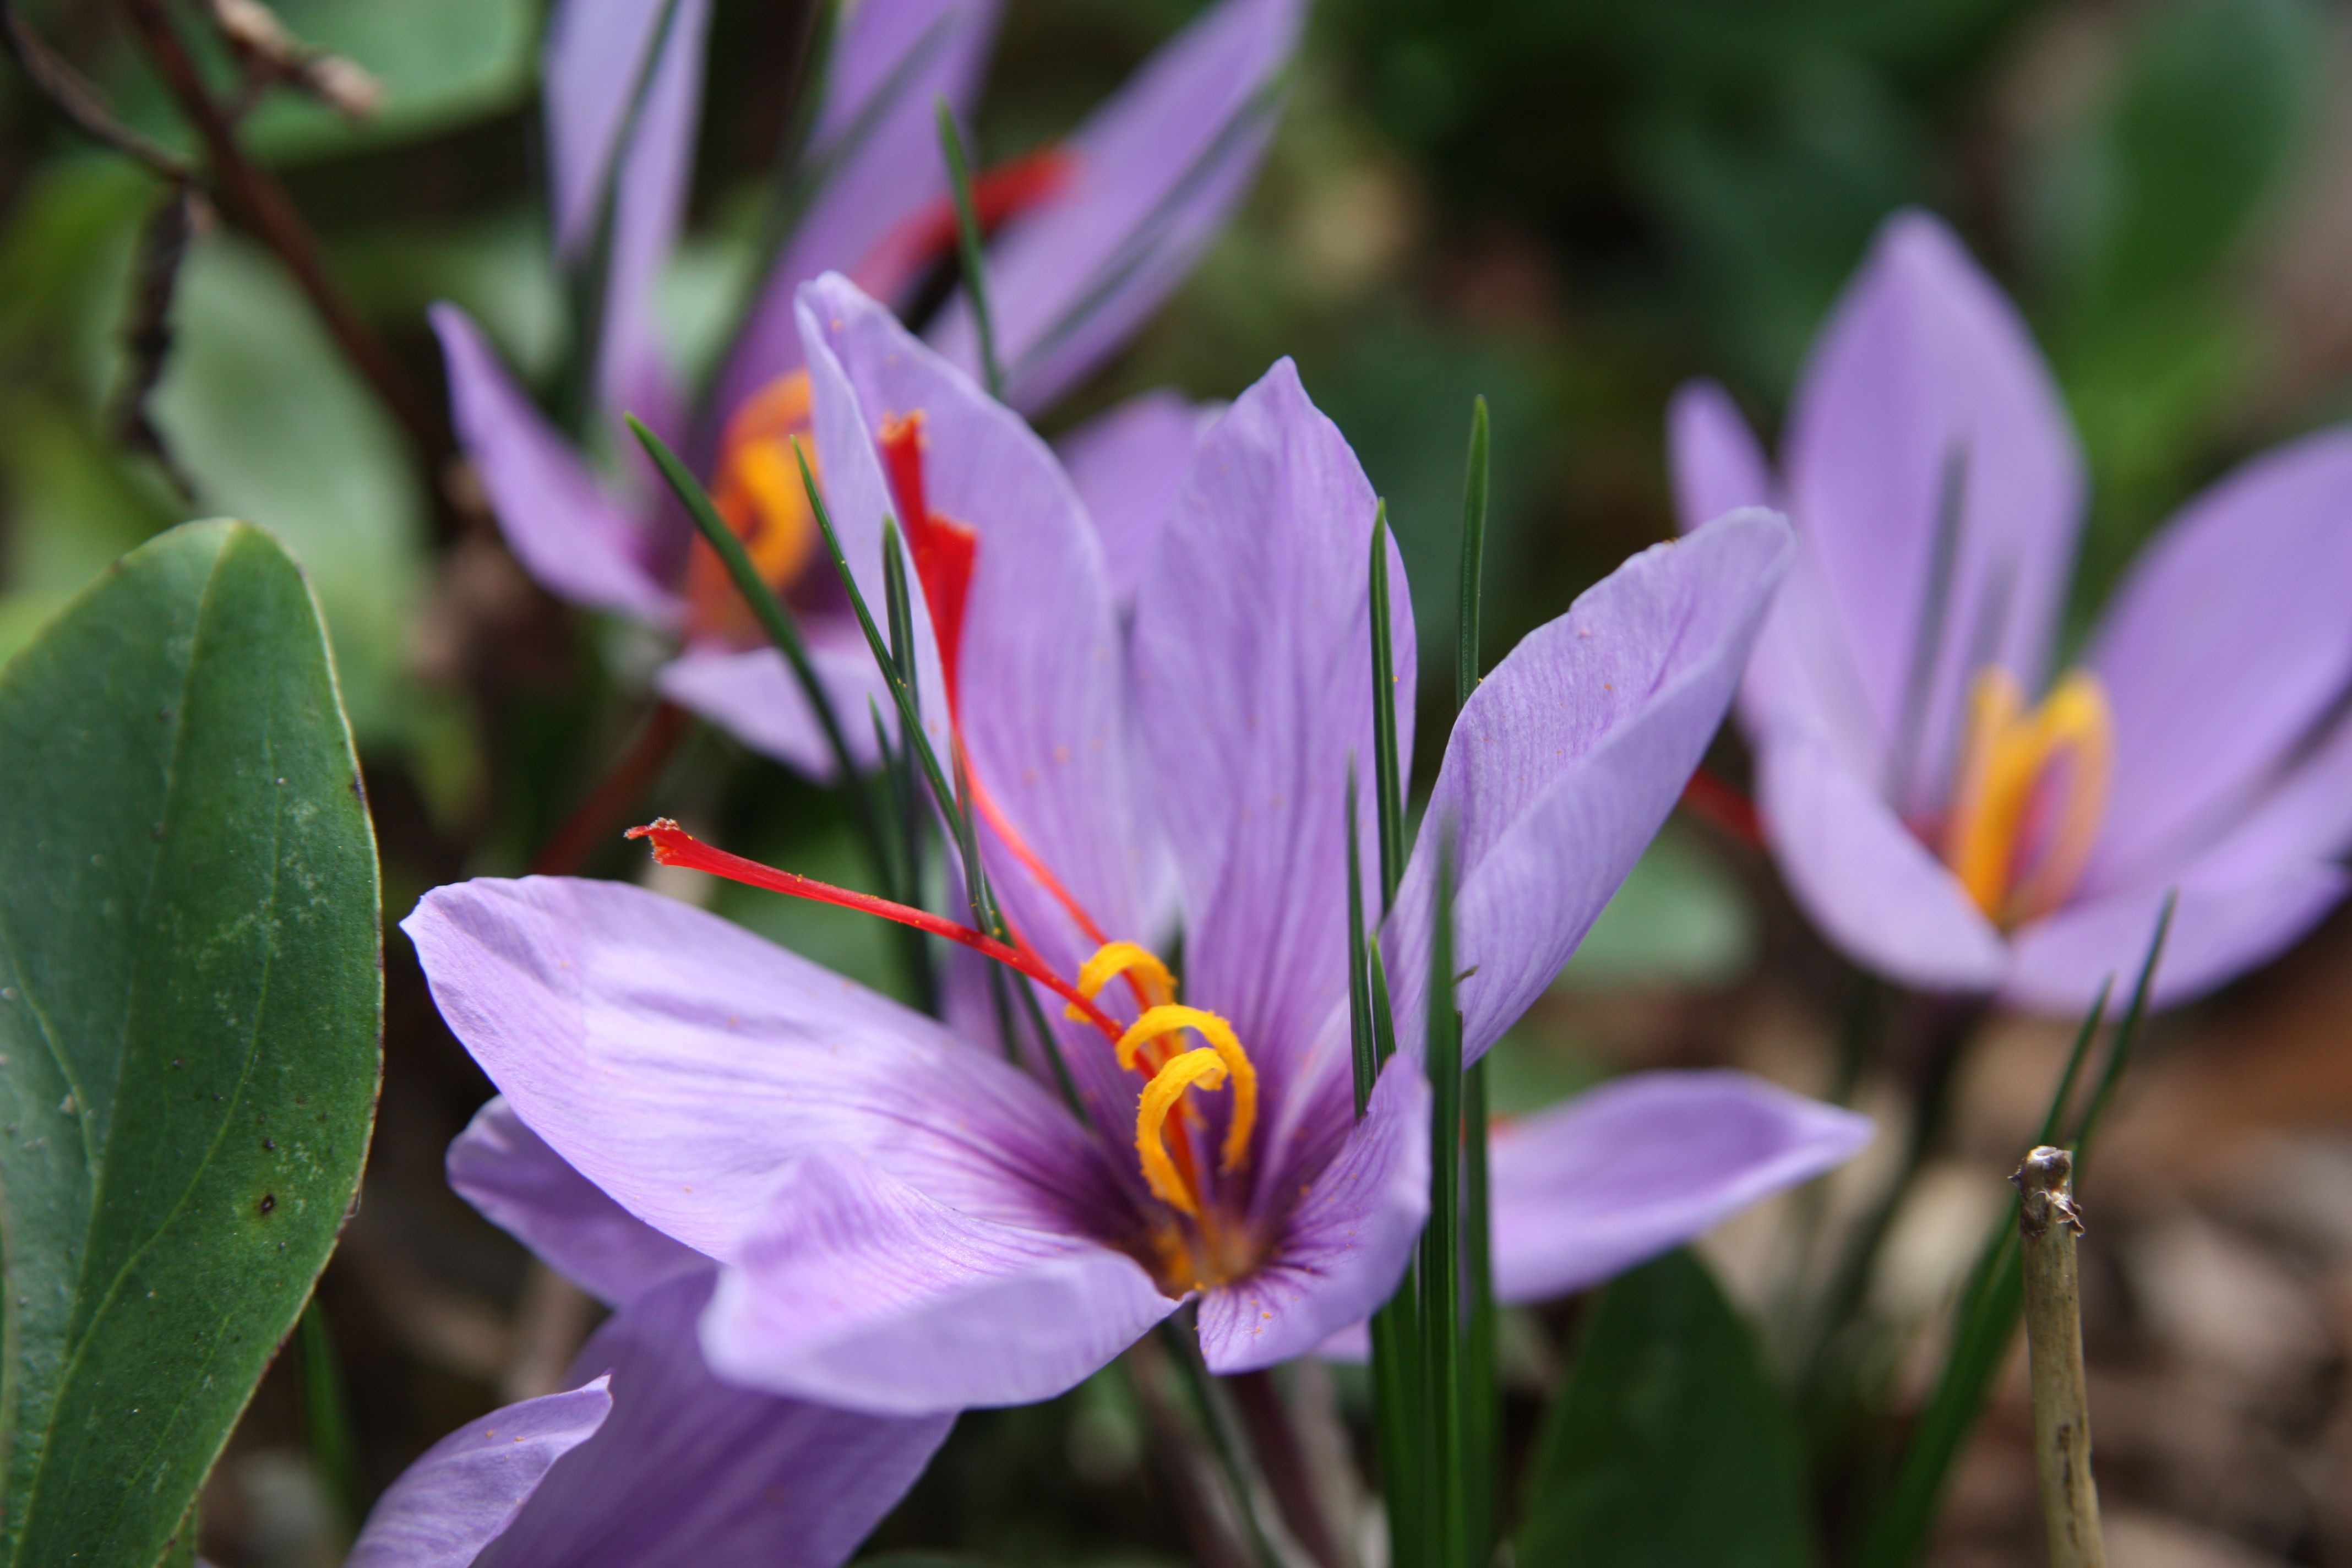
left=1420, top=836, right=1464, bottom=1568
left=936, top=96, right=1004, bottom=400
left=1369, top=500, right=1406, bottom=911
left=1456, top=395, right=1489, bottom=711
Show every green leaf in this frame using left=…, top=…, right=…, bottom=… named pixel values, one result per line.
left=0, top=519, right=382, bottom=1565
left=1517, top=1251, right=1817, bottom=1568
left=242, top=0, right=538, bottom=160
left=154, top=236, right=429, bottom=747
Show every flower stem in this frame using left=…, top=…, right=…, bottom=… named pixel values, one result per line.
left=2016, top=1147, right=2104, bottom=1568
left=937, top=96, right=1004, bottom=400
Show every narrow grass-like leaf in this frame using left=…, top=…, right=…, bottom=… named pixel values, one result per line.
left=1852, top=980, right=2111, bottom=1568
left=1347, top=760, right=1377, bottom=1119
left=1455, top=392, right=1498, bottom=1568
left=1888, top=446, right=1966, bottom=805
left=301, top=1298, right=360, bottom=1531
left=1368, top=500, right=1406, bottom=910
left=1456, top=396, right=1489, bottom=711
left=879, top=516, right=936, bottom=1004
left=937, top=96, right=1004, bottom=400
left=1420, top=836, right=1465, bottom=1568
left=0, top=520, right=380, bottom=1564
left=1518, top=1252, right=1817, bottom=1568
left=1854, top=903, right=2169, bottom=1568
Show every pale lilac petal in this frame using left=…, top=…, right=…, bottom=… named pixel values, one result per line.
left=1489, top=1071, right=1873, bottom=1303
left=1667, top=380, right=1773, bottom=532
left=402, top=876, right=1135, bottom=1265
left=2189, top=711, right=2352, bottom=885
left=2003, top=867, right=2351, bottom=1014
left=715, top=0, right=1001, bottom=416
left=1057, top=389, right=1217, bottom=608
left=482, top=1271, right=951, bottom=1567
left=1199, top=1053, right=1428, bottom=1374
left=655, top=637, right=892, bottom=778
left=703, top=1146, right=1177, bottom=1414
left=345, top=1380, right=611, bottom=1568
left=1784, top=210, right=2085, bottom=819
left=448, top=1098, right=708, bottom=1309
left=797, top=274, right=1150, bottom=1124
left=431, top=305, right=679, bottom=627
left=1131, top=358, right=1414, bottom=1139
left=930, top=0, right=1305, bottom=410
left=1668, top=383, right=1882, bottom=767
left=594, top=0, right=706, bottom=437
left=545, top=0, right=670, bottom=258
left=1387, top=510, right=1792, bottom=1064
left=2082, top=431, right=2352, bottom=895
left=1755, top=725, right=2008, bottom=992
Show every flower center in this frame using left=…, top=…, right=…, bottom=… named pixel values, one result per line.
left=1939, top=667, right=2114, bottom=927
left=687, top=370, right=822, bottom=643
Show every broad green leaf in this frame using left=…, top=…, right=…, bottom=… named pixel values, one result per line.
left=0, top=519, right=382, bottom=1565
left=237, top=0, right=538, bottom=161
left=1517, top=1250, right=1817, bottom=1568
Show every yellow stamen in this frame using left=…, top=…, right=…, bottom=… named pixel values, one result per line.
left=689, top=371, right=821, bottom=639
left=1135, top=1049, right=1228, bottom=1216
left=1942, top=667, right=2114, bottom=926
left=1117, top=1004, right=1259, bottom=1173
left=1066, top=941, right=1177, bottom=1020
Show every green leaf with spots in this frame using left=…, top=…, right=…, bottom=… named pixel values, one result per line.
left=1517, top=1250, right=1817, bottom=1568
left=0, top=519, right=381, bottom=1565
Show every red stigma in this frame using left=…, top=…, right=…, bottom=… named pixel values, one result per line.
left=1679, top=768, right=1763, bottom=848
left=854, top=146, right=1080, bottom=302
left=879, top=413, right=978, bottom=717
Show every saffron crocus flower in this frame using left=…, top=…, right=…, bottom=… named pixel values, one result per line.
left=346, top=1232, right=948, bottom=1566
left=1671, top=210, right=2352, bottom=1012
left=432, top=0, right=1302, bottom=776
left=404, top=275, right=1868, bottom=1414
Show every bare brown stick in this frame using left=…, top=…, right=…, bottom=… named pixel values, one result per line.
left=115, top=0, right=447, bottom=480
left=2016, top=1146, right=2105, bottom=1568
left=1, top=0, right=191, bottom=177
left=110, top=182, right=208, bottom=498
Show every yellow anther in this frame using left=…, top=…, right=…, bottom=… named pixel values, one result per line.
left=1943, top=667, right=2113, bottom=926
left=1117, top=1005, right=1257, bottom=1173
left=691, top=371, right=821, bottom=639
left=1135, top=1049, right=1228, bottom=1216
left=1065, top=941, right=1177, bottom=1021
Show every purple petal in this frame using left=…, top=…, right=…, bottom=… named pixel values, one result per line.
left=2189, top=710, right=2352, bottom=886
left=1386, top=510, right=1792, bottom=1064
left=482, top=1271, right=951, bottom=1567
left=402, top=876, right=1131, bottom=1265
left=2003, top=867, right=2351, bottom=1015
left=655, top=635, right=892, bottom=779
left=1130, top=358, right=1414, bottom=1147
left=545, top=0, right=670, bottom=258
left=714, top=0, right=1002, bottom=418
left=431, top=304, right=679, bottom=626
left=703, top=1145, right=1177, bottom=1414
left=797, top=274, right=1150, bottom=1123
left=1667, top=379, right=1774, bottom=531
left=1489, top=1071, right=1873, bottom=1303
left=1199, top=1053, right=1428, bottom=1374
left=1057, top=389, right=1218, bottom=609
left=594, top=0, right=706, bottom=437
left=448, top=1097, right=709, bottom=1309
left=1784, top=210, right=2084, bottom=819
left=346, top=1380, right=612, bottom=1568
left=930, top=0, right=1305, bottom=410
left=1668, top=382, right=1881, bottom=766
left=2081, top=431, right=2352, bottom=895
left=1755, top=725, right=2008, bottom=992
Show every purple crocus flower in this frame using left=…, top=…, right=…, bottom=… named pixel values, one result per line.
left=1671, top=210, right=2352, bottom=1012
left=402, top=275, right=1868, bottom=1414
left=432, top=0, right=1302, bottom=776
left=344, top=1205, right=949, bottom=1566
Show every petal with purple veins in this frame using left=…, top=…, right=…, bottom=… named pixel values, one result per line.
left=703, top=1145, right=1177, bottom=1414
left=345, top=1380, right=611, bottom=1568
left=1489, top=1071, right=1872, bottom=1304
